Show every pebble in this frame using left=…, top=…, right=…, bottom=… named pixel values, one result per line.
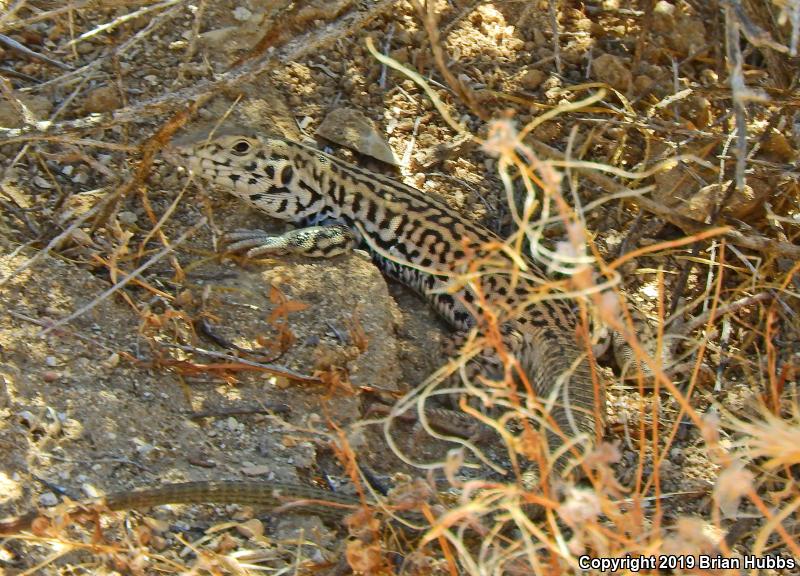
left=520, top=68, right=545, bottom=90
left=76, top=42, right=94, bottom=55
left=592, top=53, right=632, bottom=92
left=118, top=211, right=138, bottom=225
left=317, top=108, right=398, bottom=165
left=0, top=95, right=53, bottom=127
left=32, top=175, right=53, bottom=189
left=143, top=516, right=171, bottom=534
left=199, top=26, right=237, bottom=47
left=39, top=492, right=59, bottom=507
left=18, top=411, right=36, bottom=427
left=687, top=181, right=760, bottom=220
left=81, top=483, right=100, bottom=498
left=135, top=442, right=156, bottom=457
left=82, top=86, right=121, bottom=114
left=225, top=416, right=243, bottom=432
left=102, top=352, right=120, bottom=369
left=42, top=370, right=60, bottom=382
left=241, top=464, right=271, bottom=476
left=236, top=518, right=264, bottom=538
left=232, top=6, right=252, bottom=21
left=700, top=69, right=719, bottom=85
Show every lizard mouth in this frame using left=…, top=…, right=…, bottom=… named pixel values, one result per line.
left=161, top=141, right=201, bottom=174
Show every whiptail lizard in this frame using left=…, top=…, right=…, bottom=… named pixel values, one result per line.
left=1, top=126, right=607, bottom=535
left=166, top=126, right=603, bottom=441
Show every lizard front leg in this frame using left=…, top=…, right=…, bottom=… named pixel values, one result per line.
left=224, top=224, right=357, bottom=258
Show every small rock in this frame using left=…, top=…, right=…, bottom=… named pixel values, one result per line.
left=187, top=454, right=217, bottom=468
left=118, top=211, right=138, bottom=225
left=82, top=86, right=121, bottom=114
left=762, top=130, right=797, bottom=162
left=592, top=53, right=632, bottom=92
left=45, top=356, right=58, bottom=367
left=699, top=68, right=719, bottom=86
left=575, top=17, right=592, bottom=32
left=75, top=41, right=95, bottom=55
left=32, top=175, right=53, bottom=189
left=686, top=96, right=712, bottom=129
left=316, top=108, right=398, bottom=165
left=520, top=68, right=545, bottom=90
left=274, top=515, right=332, bottom=551
left=142, top=516, right=171, bottom=534
left=72, top=171, right=90, bottom=185
left=18, top=410, right=37, bottom=427
left=0, top=94, right=53, bottom=127
left=669, top=16, right=706, bottom=55
left=685, top=181, right=758, bottom=221
left=39, top=492, right=59, bottom=507
left=61, top=165, right=74, bottom=176
left=102, top=352, right=120, bottom=369
left=232, top=6, right=252, bottom=21
left=241, top=465, right=272, bottom=476
left=199, top=26, right=238, bottom=47
left=652, top=0, right=676, bottom=33
left=81, top=484, right=101, bottom=498
left=149, top=534, right=168, bottom=550
left=389, top=46, right=409, bottom=64
left=135, top=442, right=156, bottom=457
left=236, top=518, right=264, bottom=538
left=42, top=370, right=60, bottom=382
left=225, top=416, right=242, bottom=432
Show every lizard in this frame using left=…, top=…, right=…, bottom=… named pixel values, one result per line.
left=161, top=126, right=604, bottom=453
left=0, top=126, right=611, bottom=536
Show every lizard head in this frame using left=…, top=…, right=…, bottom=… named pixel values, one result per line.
left=164, top=126, right=324, bottom=221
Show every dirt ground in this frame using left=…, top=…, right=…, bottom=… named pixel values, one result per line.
left=0, top=0, right=798, bottom=574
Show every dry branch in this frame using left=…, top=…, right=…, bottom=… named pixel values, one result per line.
left=526, top=138, right=800, bottom=259
left=0, top=0, right=398, bottom=143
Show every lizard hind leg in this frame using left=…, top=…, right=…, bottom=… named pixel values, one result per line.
left=223, top=224, right=357, bottom=258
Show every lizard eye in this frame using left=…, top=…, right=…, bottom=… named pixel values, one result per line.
left=231, top=139, right=252, bottom=155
